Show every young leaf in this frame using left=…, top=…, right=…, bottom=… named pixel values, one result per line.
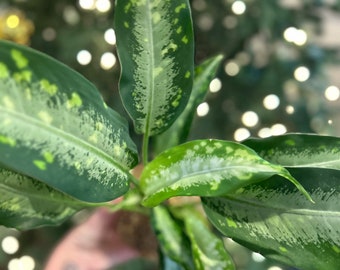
left=178, top=208, right=235, bottom=270
left=140, top=139, right=311, bottom=207
left=202, top=167, right=340, bottom=270
left=154, top=55, right=224, bottom=154
left=151, top=206, right=194, bottom=270
left=115, top=0, right=194, bottom=136
left=243, top=133, right=340, bottom=169
left=0, top=40, right=138, bottom=202
left=0, top=167, right=95, bottom=230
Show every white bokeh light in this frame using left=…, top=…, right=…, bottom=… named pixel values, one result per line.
left=197, top=102, right=210, bottom=117
left=283, top=27, right=307, bottom=46
left=271, top=123, right=287, bottom=135
left=263, top=94, right=280, bottom=110
left=224, top=61, right=240, bottom=76
left=100, top=52, right=116, bottom=70
left=79, top=0, right=95, bottom=10
left=286, top=105, right=295, bottom=114
left=104, top=28, right=116, bottom=45
left=96, top=0, right=111, bottom=12
left=77, top=50, right=92, bottom=65
left=294, top=66, right=310, bottom=82
left=324, top=85, right=340, bottom=101
left=268, top=267, right=283, bottom=270
left=258, top=127, right=272, bottom=138
left=2, top=236, right=19, bottom=255
left=231, top=1, right=246, bottom=15
left=234, top=128, right=250, bottom=141
left=209, top=78, right=222, bottom=93
left=241, top=111, right=259, bottom=127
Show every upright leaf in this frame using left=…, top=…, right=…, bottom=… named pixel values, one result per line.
left=115, top=0, right=194, bottom=136
left=243, top=133, right=340, bottom=169
left=0, top=41, right=138, bottom=202
left=0, top=167, right=95, bottom=230
left=155, top=55, right=224, bottom=154
left=202, top=167, right=340, bottom=270
left=140, top=139, right=311, bottom=207
left=152, top=206, right=194, bottom=270
left=177, top=208, right=235, bottom=270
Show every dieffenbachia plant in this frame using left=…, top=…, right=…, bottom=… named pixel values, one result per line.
left=0, top=1, right=339, bottom=269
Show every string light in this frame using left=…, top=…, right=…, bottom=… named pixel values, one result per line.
left=234, top=128, right=250, bottom=141
left=263, top=94, right=280, bottom=110
left=324, top=85, right=340, bottom=101
left=294, top=66, right=310, bottom=82
left=241, top=111, right=259, bottom=127
left=100, top=52, right=116, bottom=70
left=209, top=78, right=222, bottom=93
left=231, top=1, right=246, bottom=15
left=197, top=102, right=210, bottom=117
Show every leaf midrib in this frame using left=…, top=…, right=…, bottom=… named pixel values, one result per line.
left=217, top=195, right=340, bottom=218
left=0, top=108, right=128, bottom=172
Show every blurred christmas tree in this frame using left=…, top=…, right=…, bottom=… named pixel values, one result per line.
left=1, top=0, right=340, bottom=269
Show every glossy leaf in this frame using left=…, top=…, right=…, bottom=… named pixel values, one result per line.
left=155, top=54, right=224, bottom=154
left=179, top=208, right=235, bottom=270
left=202, top=167, right=340, bottom=270
left=243, top=133, right=340, bottom=169
left=115, top=0, right=194, bottom=136
left=152, top=206, right=194, bottom=270
left=140, top=139, right=311, bottom=207
left=0, top=40, right=138, bottom=202
left=0, top=167, right=95, bottom=230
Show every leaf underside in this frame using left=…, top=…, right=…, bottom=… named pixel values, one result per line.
left=115, top=0, right=194, bottom=136
left=202, top=167, right=340, bottom=270
left=0, top=40, right=138, bottom=203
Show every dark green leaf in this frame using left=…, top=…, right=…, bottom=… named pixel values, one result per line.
left=115, top=0, right=194, bottom=136
left=179, top=208, right=235, bottom=270
left=0, top=40, right=138, bottom=202
left=0, top=167, right=95, bottom=230
left=140, top=139, right=311, bottom=207
left=152, top=205, right=194, bottom=270
left=243, top=133, right=340, bottom=169
left=155, top=55, right=224, bottom=154
left=202, top=167, right=340, bottom=270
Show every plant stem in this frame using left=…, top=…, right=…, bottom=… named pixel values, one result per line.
left=142, top=133, right=149, bottom=165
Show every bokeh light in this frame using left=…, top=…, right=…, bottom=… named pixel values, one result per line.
left=324, top=85, right=340, bottom=101
left=263, top=94, right=280, bottom=110
left=251, top=252, right=266, bottom=262
left=209, top=78, right=222, bottom=93
left=294, top=66, right=310, bottom=82
left=283, top=27, right=307, bottom=46
left=100, top=52, right=116, bottom=70
left=79, top=0, right=96, bottom=10
left=1, top=236, right=19, bottom=255
left=96, top=0, right=111, bottom=13
left=197, top=102, right=210, bottom=117
left=77, top=50, right=92, bottom=65
left=241, top=111, right=259, bottom=127
left=104, top=28, right=116, bottom=45
left=271, top=123, right=287, bottom=135
left=234, top=128, right=250, bottom=141
left=231, top=1, right=246, bottom=15
left=224, top=61, right=240, bottom=76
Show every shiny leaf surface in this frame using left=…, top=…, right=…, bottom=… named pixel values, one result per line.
left=155, top=54, right=223, bottom=153
left=115, top=0, right=194, bottom=136
left=243, top=133, right=340, bottom=169
left=0, top=40, right=138, bottom=202
left=140, top=139, right=310, bottom=207
left=0, top=167, right=94, bottom=230
left=179, top=208, right=235, bottom=270
left=202, top=167, right=340, bottom=270
left=152, top=206, right=194, bottom=270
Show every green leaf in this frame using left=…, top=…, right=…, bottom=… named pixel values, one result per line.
left=243, top=133, right=340, bottom=169
left=202, top=167, right=340, bottom=270
left=0, top=167, right=95, bottom=230
left=115, top=0, right=194, bottom=136
left=0, top=40, right=138, bottom=202
left=178, top=208, right=235, bottom=270
left=154, top=54, right=224, bottom=154
left=140, top=139, right=311, bottom=207
left=152, top=205, right=194, bottom=270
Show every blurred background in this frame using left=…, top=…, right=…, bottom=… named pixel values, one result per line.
left=1, top=0, right=340, bottom=269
